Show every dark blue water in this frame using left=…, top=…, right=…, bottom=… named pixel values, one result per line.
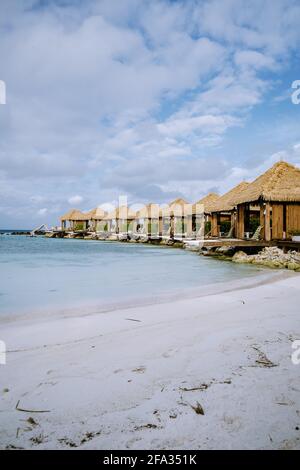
left=0, top=235, right=261, bottom=315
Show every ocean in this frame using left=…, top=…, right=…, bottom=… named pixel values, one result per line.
left=0, top=234, right=262, bottom=316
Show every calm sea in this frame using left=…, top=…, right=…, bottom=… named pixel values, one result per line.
left=0, top=234, right=262, bottom=316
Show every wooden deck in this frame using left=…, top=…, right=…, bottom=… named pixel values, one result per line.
left=201, top=238, right=300, bottom=250
left=202, top=238, right=276, bottom=248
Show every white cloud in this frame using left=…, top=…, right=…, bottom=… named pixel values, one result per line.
left=68, top=195, right=83, bottom=206
left=157, top=114, right=240, bottom=138
left=37, top=208, right=48, bottom=216
left=234, top=50, right=276, bottom=71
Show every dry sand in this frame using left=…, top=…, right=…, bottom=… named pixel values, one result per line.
left=0, top=271, right=300, bottom=450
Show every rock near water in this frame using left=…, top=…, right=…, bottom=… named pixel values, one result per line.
left=232, top=247, right=300, bottom=271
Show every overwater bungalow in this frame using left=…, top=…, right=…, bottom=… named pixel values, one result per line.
left=135, top=203, right=161, bottom=237
left=190, top=193, right=220, bottom=237
left=160, top=198, right=190, bottom=239
left=60, top=209, right=88, bottom=231
left=235, top=161, right=300, bottom=241
left=210, top=182, right=250, bottom=237
left=103, top=206, right=136, bottom=234
left=92, top=207, right=107, bottom=232
left=82, top=208, right=98, bottom=231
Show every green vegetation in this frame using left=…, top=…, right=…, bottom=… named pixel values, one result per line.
left=220, top=220, right=231, bottom=234
left=248, top=217, right=260, bottom=233
left=205, top=221, right=211, bottom=234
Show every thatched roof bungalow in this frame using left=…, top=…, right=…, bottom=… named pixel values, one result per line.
left=103, top=206, right=136, bottom=233
left=210, top=182, right=250, bottom=237
left=91, top=207, right=107, bottom=232
left=189, top=193, right=220, bottom=237
left=60, top=209, right=88, bottom=230
left=234, top=161, right=300, bottom=240
left=192, top=193, right=220, bottom=215
left=160, top=198, right=190, bottom=238
left=135, top=203, right=161, bottom=235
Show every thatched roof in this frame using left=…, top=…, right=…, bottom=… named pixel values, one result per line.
left=60, top=209, right=87, bottom=221
left=136, top=203, right=161, bottom=219
left=83, top=208, right=98, bottom=220
left=92, top=207, right=106, bottom=220
left=235, top=161, right=300, bottom=204
left=103, top=206, right=136, bottom=220
left=211, top=182, right=250, bottom=212
left=168, top=198, right=189, bottom=206
left=161, top=198, right=190, bottom=217
left=193, top=192, right=219, bottom=214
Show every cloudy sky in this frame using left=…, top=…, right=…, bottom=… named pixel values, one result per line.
left=0, top=0, right=300, bottom=228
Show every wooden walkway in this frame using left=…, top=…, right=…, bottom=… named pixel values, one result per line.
left=202, top=238, right=276, bottom=248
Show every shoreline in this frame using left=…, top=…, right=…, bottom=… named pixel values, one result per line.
left=0, top=266, right=293, bottom=325
left=1, top=271, right=300, bottom=449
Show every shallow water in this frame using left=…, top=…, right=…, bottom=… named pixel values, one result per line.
left=0, top=235, right=262, bottom=316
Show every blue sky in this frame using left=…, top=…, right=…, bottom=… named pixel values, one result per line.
left=0, top=0, right=300, bottom=228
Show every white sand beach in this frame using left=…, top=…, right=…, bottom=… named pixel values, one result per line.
left=1, top=271, right=300, bottom=450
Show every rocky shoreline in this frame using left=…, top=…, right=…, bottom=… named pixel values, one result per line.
left=232, top=247, right=300, bottom=271
left=201, top=246, right=300, bottom=272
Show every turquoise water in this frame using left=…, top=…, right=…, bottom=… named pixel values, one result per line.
left=0, top=235, right=261, bottom=316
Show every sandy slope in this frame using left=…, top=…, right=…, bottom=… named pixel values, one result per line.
left=0, top=271, right=300, bottom=450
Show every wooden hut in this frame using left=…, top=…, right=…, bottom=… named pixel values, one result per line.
left=103, top=206, right=136, bottom=234
left=210, top=182, right=250, bottom=237
left=92, top=207, right=107, bottom=232
left=82, top=208, right=98, bottom=231
left=135, top=203, right=161, bottom=236
left=60, top=209, right=88, bottom=231
left=190, top=193, right=219, bottom=237
left=235, top=161, right=300, bottom=241
left=160, top=198, right=190, bottom=238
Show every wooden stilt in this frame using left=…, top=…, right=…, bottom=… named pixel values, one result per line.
left=265, top=203, right=271, bottom=241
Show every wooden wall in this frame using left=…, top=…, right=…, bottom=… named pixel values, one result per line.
left=286, top=204, right=300, bottom=235
left=272, top=204, right=284, bottom=240
left=235, top=202, right=300, bottom=241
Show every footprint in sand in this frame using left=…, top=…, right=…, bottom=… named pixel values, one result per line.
left=162, top=348, right=178, bottom=358
left=132, top=366, right=146, bottom=373
left=221, top=414, right=243, bottom=432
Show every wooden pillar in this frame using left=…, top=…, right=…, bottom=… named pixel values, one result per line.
left=144, top=218, right=150, bottom=235
left=236, top=205, right=245, bottom=239
left=181, top=216, right=185, bottom=237
left=170, top=216, right=175, bottom=238
left=259, top=205, right=265, bottom=240
left=231, top=212, right=236, bottom=237
left=211, top=213, right=218, bottom=237
left=158, top=217, right=163, bottom=237
left=196, top=215, right=205, bottom=239
left=187, top=215, right=193, bottom=237
left=265, top=203, right=271, bottom=241
left=244, top=204, right=250, bottom=233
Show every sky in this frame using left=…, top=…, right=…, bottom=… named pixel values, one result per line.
left=0, top=0, right=300, bottom=229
